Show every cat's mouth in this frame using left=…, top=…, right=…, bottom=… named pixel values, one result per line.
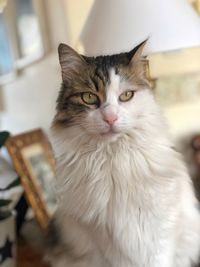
left=100, top=128, right=120, bottom=138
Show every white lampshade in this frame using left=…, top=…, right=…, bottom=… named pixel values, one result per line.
left=79, top=0, right=200, bottom=56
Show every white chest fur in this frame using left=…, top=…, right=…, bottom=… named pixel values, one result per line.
left=53, top=131, right=189, bottom=267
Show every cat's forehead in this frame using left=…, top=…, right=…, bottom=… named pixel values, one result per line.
left=89, top=53, right=147, bottom=94
left=85, top=53, right=130, bottom=91
left=88, top=65, right=128, bottom=99
left=107, top=68, right=121, bottom=92
left=92, top=52, right=130, bottom=68
left=61, top=50, right=146, bottom=100
left=90, top=53, right=130, bottom=79
left=106, top=68, right=135, bottom=101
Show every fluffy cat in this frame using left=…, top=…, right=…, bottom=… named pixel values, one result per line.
left=48, top=41, right=200, bottom=267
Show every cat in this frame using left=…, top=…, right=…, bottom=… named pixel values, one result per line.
left=48, top=41, right=200, bottom=267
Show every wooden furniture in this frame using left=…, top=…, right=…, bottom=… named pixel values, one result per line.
left=17, top=220, right=50, bottom=267
left=6, top=129, right=56, bottom=231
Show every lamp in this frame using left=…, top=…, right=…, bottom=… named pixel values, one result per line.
left=79, top=0, right=200, bottom=56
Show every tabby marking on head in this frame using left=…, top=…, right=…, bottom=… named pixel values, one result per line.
left=48, top=41, right=200, bottom=267
left=53, top=41, right=149, bottom=141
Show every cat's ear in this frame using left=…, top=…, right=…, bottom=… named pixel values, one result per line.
left=127, top=40, right=148, bottom=78
left=58, top=43, right=86, bottom=81
left=128, top=40, right=147, bottom=63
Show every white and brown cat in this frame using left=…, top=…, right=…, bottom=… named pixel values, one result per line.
left=48, top=41, right=200, bottom=267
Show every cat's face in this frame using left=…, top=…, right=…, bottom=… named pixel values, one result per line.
left=54, top=41, right=152, bottom=141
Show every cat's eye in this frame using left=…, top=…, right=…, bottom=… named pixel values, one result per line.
left=119, top=91, right=134, bottom=102
left=81, top=92, right=99, bottom=105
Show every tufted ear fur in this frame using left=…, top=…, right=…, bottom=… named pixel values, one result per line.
left=128, top=40, right=147, bottom=62
left=127, top=40, right=148, bottom=81
left=58, top=43, right=87, bottom=82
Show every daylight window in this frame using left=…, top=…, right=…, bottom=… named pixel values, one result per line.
left=0, top=0, right=48, bottom=84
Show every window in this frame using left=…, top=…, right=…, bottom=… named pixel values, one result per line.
left=0, top=15, right=13, bottom=76
left=0, top=0, right=48, bottom=84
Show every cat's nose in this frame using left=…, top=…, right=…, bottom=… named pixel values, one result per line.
left=103, top=113, right=118, bottom=126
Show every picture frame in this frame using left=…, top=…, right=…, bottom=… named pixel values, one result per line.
left=6, top=129, right=56, bottom=231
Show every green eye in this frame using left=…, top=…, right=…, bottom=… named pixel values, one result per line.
left=81, top=92, right=99, bottom=105
left=119, top=91, right=134, bottom=102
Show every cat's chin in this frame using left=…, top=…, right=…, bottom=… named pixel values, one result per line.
left=100, top=129, right=121, bottom=141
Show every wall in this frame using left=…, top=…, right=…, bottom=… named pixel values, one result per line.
left=155, top=72, right=200, bottom=140
left=0, top=0, right=69, bottom=134
left=1, top=0, right=200, bottom=140
left=63, top=0, right=94, bottom=47
left=1, top=54, right=60, bottom=134
left=0, top=0, right=96, bottom=135
left=164, top=100, right=200, bottom=138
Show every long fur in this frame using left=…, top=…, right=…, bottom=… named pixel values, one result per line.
left=48, top=44, right=200, bottom=267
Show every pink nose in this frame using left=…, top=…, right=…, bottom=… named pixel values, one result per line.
left=103, top=113, right=118, bottom=125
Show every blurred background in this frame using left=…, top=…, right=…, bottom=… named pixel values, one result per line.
left=1, top=0, right=200, bottom=177
left=0, top=0, right=200, bottom=265
left=0, top=0, right=200, bottom=138
left=0, top=0, right=200, bottom=196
